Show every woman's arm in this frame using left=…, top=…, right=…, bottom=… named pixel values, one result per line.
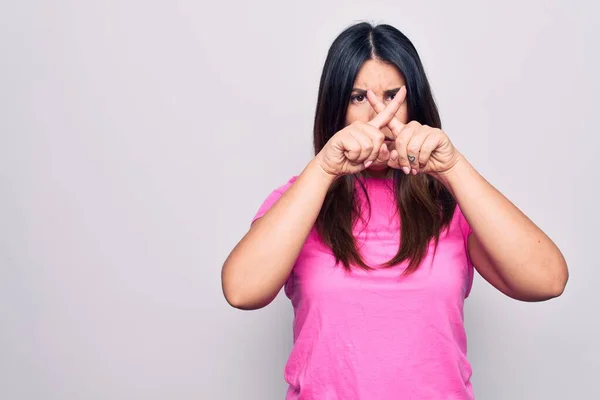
left=221, top=159, right=335, bottom=310
left=437, top=155, right=569, bottom=301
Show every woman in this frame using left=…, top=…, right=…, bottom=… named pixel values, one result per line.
left=221, top=22, right=568, bottom=399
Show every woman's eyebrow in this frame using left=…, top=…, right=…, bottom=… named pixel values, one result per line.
left=351, top=87, right=402, bottom=96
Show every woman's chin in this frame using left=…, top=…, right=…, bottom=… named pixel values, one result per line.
left=364, top=162, right=392, bottom=178
left=367, top=161, right=389, bottom=171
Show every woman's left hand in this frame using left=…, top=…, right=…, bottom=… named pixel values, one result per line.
left=366, top=88, right=462, bottom=177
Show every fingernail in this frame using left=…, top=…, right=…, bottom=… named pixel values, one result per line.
left=402, top=167, right=410, bottom=174
left=364, top=161, right=373, bottom=168
left=411, top=168, right=417, bottom=175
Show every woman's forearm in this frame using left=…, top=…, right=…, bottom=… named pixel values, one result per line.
left=436, top=155, right=568, bottom=298
left=221, top=159, right=335, bottom=310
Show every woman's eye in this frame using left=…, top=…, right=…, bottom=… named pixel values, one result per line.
left=350, top=93, right=395, bottom=103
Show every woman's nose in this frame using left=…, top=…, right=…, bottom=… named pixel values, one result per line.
left=368, top=106, right=377, bottom=120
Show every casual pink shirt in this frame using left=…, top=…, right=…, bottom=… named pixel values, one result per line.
left=252, top=175, right=474, bottom=400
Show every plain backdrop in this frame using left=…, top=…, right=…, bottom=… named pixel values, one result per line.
left=1, top=1, right=598, bottom=399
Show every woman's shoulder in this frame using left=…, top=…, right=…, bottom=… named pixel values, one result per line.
left=452, top=203, right=472, bottom=240
left=273, top=175, right=299, bottom=193
left=251, top=175, right=299, bottom=223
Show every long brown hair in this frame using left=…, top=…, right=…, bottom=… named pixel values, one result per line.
left=313, top=22, right=457, bottom=274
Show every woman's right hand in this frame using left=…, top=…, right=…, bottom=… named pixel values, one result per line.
left=315, top=86, right=407, bottom=177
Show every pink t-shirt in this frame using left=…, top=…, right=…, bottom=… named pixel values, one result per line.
left=252, top=175, right=474, bottom=400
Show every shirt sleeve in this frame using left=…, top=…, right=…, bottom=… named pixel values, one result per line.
left=251, top=176, right=299, bottom=224
left=455, top=204, right=475, bottom=298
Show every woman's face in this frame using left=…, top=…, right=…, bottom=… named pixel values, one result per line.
left=345, top=59, right=408, bottom=173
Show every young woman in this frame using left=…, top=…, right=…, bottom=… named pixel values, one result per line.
left=221, top=21, right=568, bottom=399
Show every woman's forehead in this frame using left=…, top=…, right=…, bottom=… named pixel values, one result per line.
left=353, top=60, right=405, bottom=90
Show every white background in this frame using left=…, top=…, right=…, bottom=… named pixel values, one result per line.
left=1, top=1, right=598, bottom=399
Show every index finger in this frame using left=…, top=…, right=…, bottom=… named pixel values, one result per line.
left=367, top=86, right=407, bottom=136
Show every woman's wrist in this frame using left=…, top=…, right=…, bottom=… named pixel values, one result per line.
left=306, top=156, right=338, bottom=188
left=433, top=154, right=475, bottom=194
